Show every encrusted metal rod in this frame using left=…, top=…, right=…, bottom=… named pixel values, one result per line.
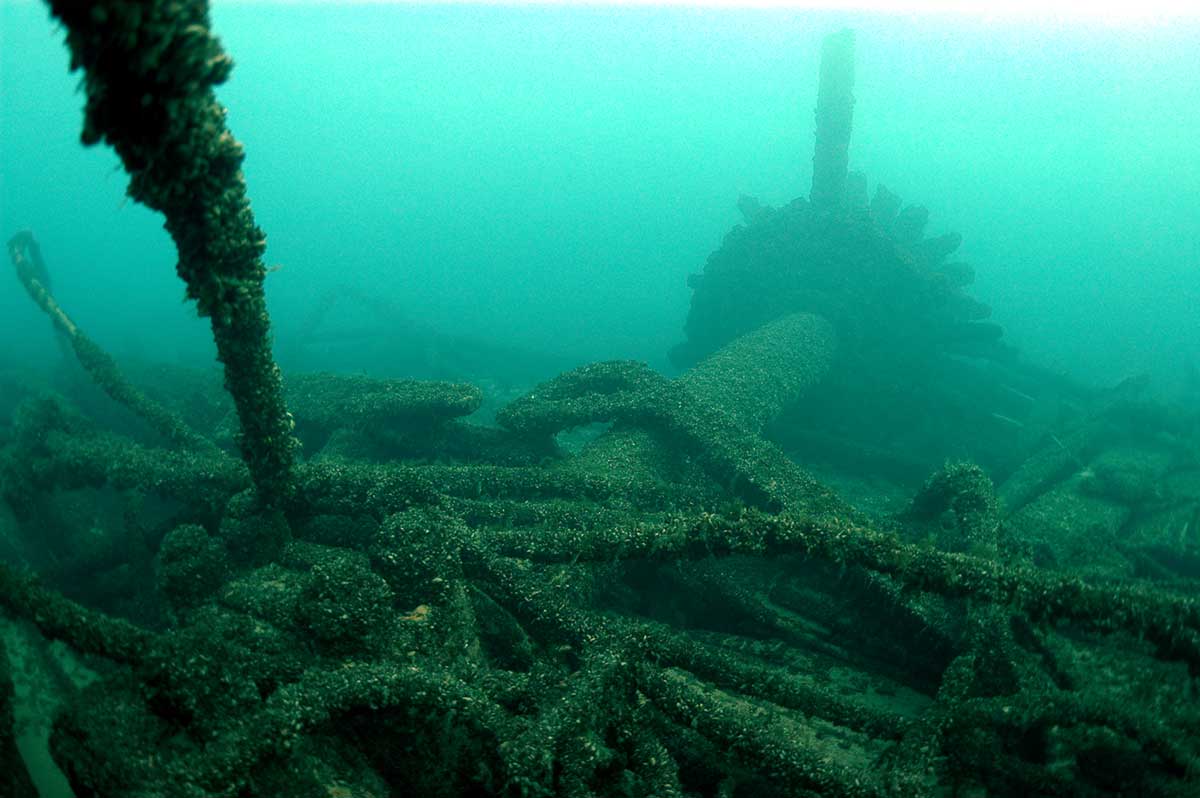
left=7, top=231, right=217, bottom=453
left=810, top=28, right=856, bottom=211
left=0, top=564, right=154, bottom=665
left=43, top=0, right=299, bottom=505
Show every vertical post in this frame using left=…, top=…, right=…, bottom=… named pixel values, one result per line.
left=43, top=0, right=299, bottom=506
left=810, top=29, right=856, bottom=211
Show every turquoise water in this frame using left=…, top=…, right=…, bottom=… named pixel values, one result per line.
left=2, top=2, right=1197, bottom=392
left=2, top=5, right=1200, bottom=795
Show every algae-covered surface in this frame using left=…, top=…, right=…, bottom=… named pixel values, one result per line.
left=1, top=2, right=1199, bottom=797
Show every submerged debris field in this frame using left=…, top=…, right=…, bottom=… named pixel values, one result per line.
left=2, top=5, right=1199, bottom=798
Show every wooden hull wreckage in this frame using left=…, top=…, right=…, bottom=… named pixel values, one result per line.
left=3, top=5, right=1199, bottom=797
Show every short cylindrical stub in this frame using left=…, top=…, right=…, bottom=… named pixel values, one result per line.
left=810, top=28, right=856, bottom=211
left=679, top=313, right=837, bottom=433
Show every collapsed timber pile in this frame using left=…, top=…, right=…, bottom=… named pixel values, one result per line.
left=1, top=5, right=1199, bottom=798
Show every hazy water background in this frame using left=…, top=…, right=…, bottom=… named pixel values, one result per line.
left=1, top=1, right=1197, bottom=394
